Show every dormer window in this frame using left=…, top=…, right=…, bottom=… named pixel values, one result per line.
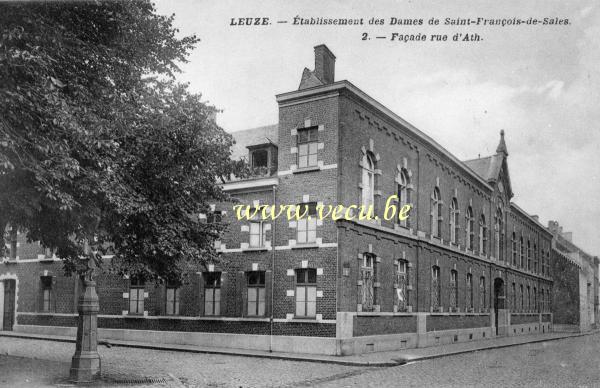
left=251, top=149, right=268, bottom=169
left=247, top=144, right=277, bottom=177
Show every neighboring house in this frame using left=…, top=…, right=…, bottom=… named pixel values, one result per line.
left=549, top=221, right=599, bottom=332
left=0, top=44, right=563, bottom=355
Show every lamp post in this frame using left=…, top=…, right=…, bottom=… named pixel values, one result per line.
left=69, top=255, right=101, bottom=382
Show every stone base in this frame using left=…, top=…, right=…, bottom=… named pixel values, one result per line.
left=69, top=351, right=101, bottom=383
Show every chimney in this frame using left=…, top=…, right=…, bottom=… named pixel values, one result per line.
left=314, top=44, right=336, bottom=84
left=563, top=232, right=573, bottom=242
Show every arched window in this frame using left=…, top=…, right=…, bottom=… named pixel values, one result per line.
left=534, top=244, right=538, bottom=273
left=466, top=273, right=473, bottom=310
left=449, top=270, right=458, bottom=310
left=397, top=169, right=410, bottom=228
left=466, top=207, right=474, bottom=251
left=519, top=237, right=524, bottom=268
left=527, top=240, right=531, bottom=271
left=360, top=253, right=375, bottom=312
left=527, top=285, right=531, bottom=311
left=431, top=188, right=442, bottom=238
left=361, top=153, right=375, bottom=209
left=494, top=208, right=503, bottom=260
left=533, top=286, right=537, bottom=311
left=511, top=232, right=517, bottom=266
left=479, top=214, right=487, bottom=255
left=479, top=276, right=486, bottom=311
left=449, top=198, right=459, bottom=244
left=431, top=266, right=441, bottom=311
left=520, top=284, right=524, bottom=310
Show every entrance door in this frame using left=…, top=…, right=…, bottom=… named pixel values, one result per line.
left=2, top=280, right=16, bottom=331
left=493, top=278, right=505, bottom=336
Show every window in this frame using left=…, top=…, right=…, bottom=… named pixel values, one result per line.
left=533, top=286, right=537, bottom=311
left=204, top=272, right=221, bottom=316
left=251, top=148, right=269, bottom=169
left=361, top=153, right=375, bottom=208
left=527, top=240, right=532, bottom=271
left=519, top=237, right=524, bottom=268
left=206, top=210, right=223, bottom=224
left=397, top=169, right=410, bottom=228
left=527, top=285, right=531, bottom=311
left=479, top=277, right=486, bottom=310
left=297, top=127, right=318, bottom=168
left=165, top=284, right=180, bottom=315
left=297, top=202, right=317, bottom=244
left=534, top=244, right=538, bottom=273
left=431, top=266, right=441, bottom=311
left=396, top=260, right=408, bottom=311
left=247, top=271, right=266, bottom=316
left=296, top=268, right=316, bottom=317
left=129, top=278, right=144, bottom=315
left=541, top=289, right=545, bottom=312
left=466, top=207, right=474, bottom=250
left=546, top=251, right=550, bottom=276
left=449, top=270, right=458, bottom=310
left=450, top=198, right=459, bottom=244
left=466, top=273, right=473, bottom=310
left=479, top=215, right=487, bottom=255
left=511, top=232, right=517, bottom=266
left=41, top=276, right=52, bottom=312
left=431, top=188, right=442, bottom=238
left=360, top=253, right=375, bottom=311
left=512, top=283, right=516, bottom=310
left=494, top=208, right=503, bottom=260
left=249, top=221, right=264, bottom=248
left=520, top=284, right=524, bottom=310
left=5, top=226, right=17, bottom=259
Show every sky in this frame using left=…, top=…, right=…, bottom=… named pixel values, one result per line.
left=155, top=0, right=600, bottom=255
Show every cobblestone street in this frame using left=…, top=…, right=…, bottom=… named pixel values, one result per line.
left=1, top=334, right=600, bottom=387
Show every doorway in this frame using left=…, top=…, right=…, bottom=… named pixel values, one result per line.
left=493, top=278, right=505, bottom=336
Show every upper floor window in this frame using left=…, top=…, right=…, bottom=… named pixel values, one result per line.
left=494, top=208, right=503, bottom=260
left=527, top=285, right=531, bottom=310
left=511, top=232, right=517, bottom=266
left=533, top=286, right=537, bottom=311
left=251, top=149, right=269, bottom=169
left=465, top=206, right=474, bottom=250
left=527, top=240, right=532, bottom=271
left=297, top=127, right=318, bottom=168
left=204, top=272, right=221, bottom=316
left=431, top=188, right=442, bottom=238
left=479, top=214, right=487, bottom=255
left=207, top=210, right=223, bottom=224
left=450, top=198, right=459, bottom=244
left=397, top=169, right=410, bottom=228
left=519, top=237, right=524, bottom=268
left=361, top=153, right=375, bottom=208
left=534, top=244, right=538, bottom=273
left=295, top=268, right=317, bottom=317
left=297, top=202, right=317, bottom=244
left=249, top=220, right=264, bottom=248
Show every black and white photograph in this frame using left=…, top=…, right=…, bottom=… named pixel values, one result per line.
left=0, top=0, right=599, bottom=387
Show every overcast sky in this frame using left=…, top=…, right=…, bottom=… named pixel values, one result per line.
left=155, top=0, right=600, bottom=256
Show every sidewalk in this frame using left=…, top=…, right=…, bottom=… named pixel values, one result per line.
left=0, top=330, right=595, bottom=367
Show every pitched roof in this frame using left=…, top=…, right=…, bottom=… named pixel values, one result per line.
left=229, top=124, right=278, bottom=161
left=463, top=155, right=503, bottom=182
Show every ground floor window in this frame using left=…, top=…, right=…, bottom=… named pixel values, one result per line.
left=129, top=278, right=144, bottom=315
left=165, top=285, right=180, bottom=315
left=247, top=271, right=266, bottom=316
left=41, top=276, right=52, bottom=312
left=295, top=268, right=316, bottom=317
left=204, top=272, right=221, bottom=316
left=431, top=266, right=441, bottom=311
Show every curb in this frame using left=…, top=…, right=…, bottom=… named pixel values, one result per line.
left=0, top=331, right=595, bottom=367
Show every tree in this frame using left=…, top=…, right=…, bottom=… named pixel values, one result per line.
left=0, top=0, right=244, bottom=282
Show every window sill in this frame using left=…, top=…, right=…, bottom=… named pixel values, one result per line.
left=3, top=259, right=18, bottom=265
left=293, top=166, right=320, bottom=174
left=291, top=243, right=319, bottom=250
left=242, top=247, right=269, bottom=252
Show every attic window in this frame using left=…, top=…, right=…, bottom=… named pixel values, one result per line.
left=251, top=149, right=268, bottom=169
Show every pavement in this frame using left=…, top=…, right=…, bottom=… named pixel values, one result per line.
left=0, top=329, right=593, bottom=367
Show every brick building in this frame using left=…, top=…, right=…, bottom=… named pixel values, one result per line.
left=549, top=221, right=599, bottom=332
left=1, top=44, right=559, bottom=355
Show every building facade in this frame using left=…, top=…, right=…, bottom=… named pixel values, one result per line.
left=549, top=220, right=599, bottom=333
left=1, top=45, right=559, bottom=355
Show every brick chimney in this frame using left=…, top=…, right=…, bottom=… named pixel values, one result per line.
left=314, top=44, right=336, bottom=84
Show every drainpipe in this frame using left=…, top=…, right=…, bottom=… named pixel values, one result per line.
left=269, top=184, right=276, bottom=352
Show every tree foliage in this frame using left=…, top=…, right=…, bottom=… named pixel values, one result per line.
left=0, top=1, right=244, bottom=282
